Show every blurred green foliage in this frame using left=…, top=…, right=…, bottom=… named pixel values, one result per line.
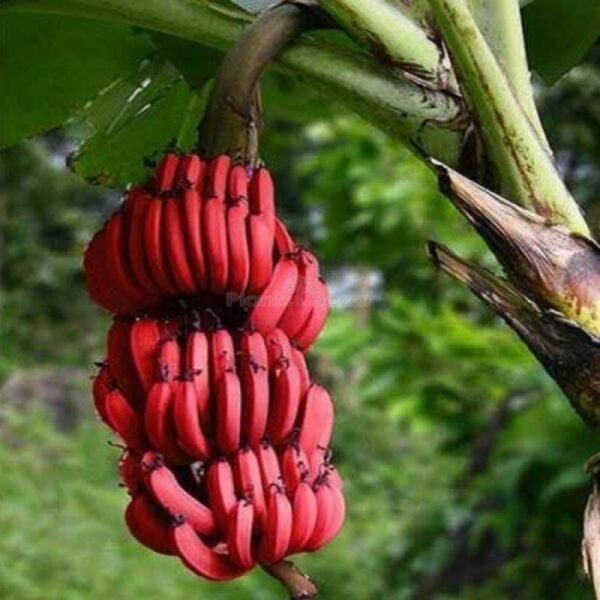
left=0, top=139, right=108, bottom=376
left=1, top=41, right=600, bottom=600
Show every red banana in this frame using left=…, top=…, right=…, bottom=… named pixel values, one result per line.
left=328, top=465, right=344, bottom=490
left=226, top=172, right=251, bottom=294
left=171, top=520, right=246, bottom=581
left=215, top=371, right=242, bottom=455
left=210, top=328, right=236, bottom=381
left=249, top=167, right=275, bottom=237
left=176, top=153, right=204, bottom=189
left=265, top=330, right=301, bottom=445
left=227, top=166, right=251, bottom=294
left=291, top=347, right=311, bottom=398
left=119, top=451, right=143, bottom=496
left=308, top=449, right=342, bottom=489
left=268, top=366, right=301, bottom=446
left=256, top=440, right=283, bottom=495
left=239, top=331, right=269, bottom=447
left=232, top=448, right=266, bottom=529
left=164, top=198, right=197, bottom=294
left=103, top=388, right=146, bottom=451
left=87, top=153, right=341, bottom=575
left=145, top=195, right=179, bottom=296
left=257, top=488, right=292, bottom=565
left=84, top=230, right=131, bottom=314
left=107, top=318, right=145, bottom=405
left=288, top=481, right=318, bottom=553
left=153, top=153, right=180, bottom=192
left=304, top=481, right=345, bottom=552
left=274, top=218, right=295, bottom=255
left=144, top=381, right=190, bottom=464
left=247, top=215, right=274, bottom=294
left=206, top=458, right=237, bottom=532
left=185, top=329, right=211, bottom=430
left=265, top=328, right=294, bottom=366
left=249, top=255, right=299, bottom=334
left=129, top=318, right=161, bottom=392
left=125, top=190, right=162, bottom=295
left=308, top=447, right=344, bottom=491
left=125, top=493, right=175, bottom=556
left=156, top=335, right=181, bottom=382
left=297, top=385, right=334, bottom=456
left=308, top=448, right=333, bottom=483
left=294, top=278, right=330, bottom=351
left=180, top=187, right=207, bottom=289
left=104, top=212, right=152, bottom=310
left=278, top=250, right=319, bottom=338
left=281, top=443, right=311, bottom=497
left=143, top=452, right=217, bottom=536
left=92, top=362, right=114, bottom=425
left=172, top=379, right=212, bottom=460
left=203, top=159, right=230, bottom=294
left=227, top=500, right=256, bottom=570
left=205, top=155, right=230, bottom=199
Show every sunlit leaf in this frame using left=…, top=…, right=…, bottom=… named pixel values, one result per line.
left=70, top=59, right=209, bottom=187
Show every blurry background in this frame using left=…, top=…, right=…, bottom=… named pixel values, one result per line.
left=1, top=37, right=599, bottom=600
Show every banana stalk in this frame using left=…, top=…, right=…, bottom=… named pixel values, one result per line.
left=427, top=0, right=589, bottom=235
left=318, top=0, right=457, bottom=91
left=466, top=0, right=547, bottom=146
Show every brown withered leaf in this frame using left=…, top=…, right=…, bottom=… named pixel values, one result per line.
left=428, top=242, right=600, bottom=426
left=583, top=484, right=600, bottom=598
left=430, top=159, right=600, bottom=337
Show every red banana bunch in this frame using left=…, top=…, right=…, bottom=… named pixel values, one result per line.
left=94, top=319, right=344, bottom=578
left=96, top=318, right=335, bottom=460
left=84, top=154, right=329, bottom=350
left=119, top=447, right=344, bottom=578
left=86, top=153, right=344, bottom=582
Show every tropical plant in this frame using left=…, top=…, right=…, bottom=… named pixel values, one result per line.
left=1, top=0, right=599, bottom=597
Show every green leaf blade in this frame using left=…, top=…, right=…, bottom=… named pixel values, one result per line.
left=523, top=0, right=600, bottom=84
left=69, top=59, right=209, bottom=187
left=0, top=13, right=154, bottom=148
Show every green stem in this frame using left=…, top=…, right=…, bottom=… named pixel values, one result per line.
left=3, top=0, right=465, bottom=166
left=427, top=0, right=589, bottom=235
left=281, top=36, right=465, bottom=165
left=318, top=0, right=456, bottom=91
left=467, top=0, right=548, bottom=149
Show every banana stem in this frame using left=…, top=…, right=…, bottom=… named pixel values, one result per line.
left=197, top=3, right=326, bottom=163
left=318, top=0, right=456, bottom=91
left=427, top=0, right=590, bottom=235
left=262, top=560, right=318, bottom=599
left=467, top=0, right=548, bottom=149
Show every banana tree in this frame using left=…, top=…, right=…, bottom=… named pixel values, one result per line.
left=1, top=0, right=599, bottom=597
